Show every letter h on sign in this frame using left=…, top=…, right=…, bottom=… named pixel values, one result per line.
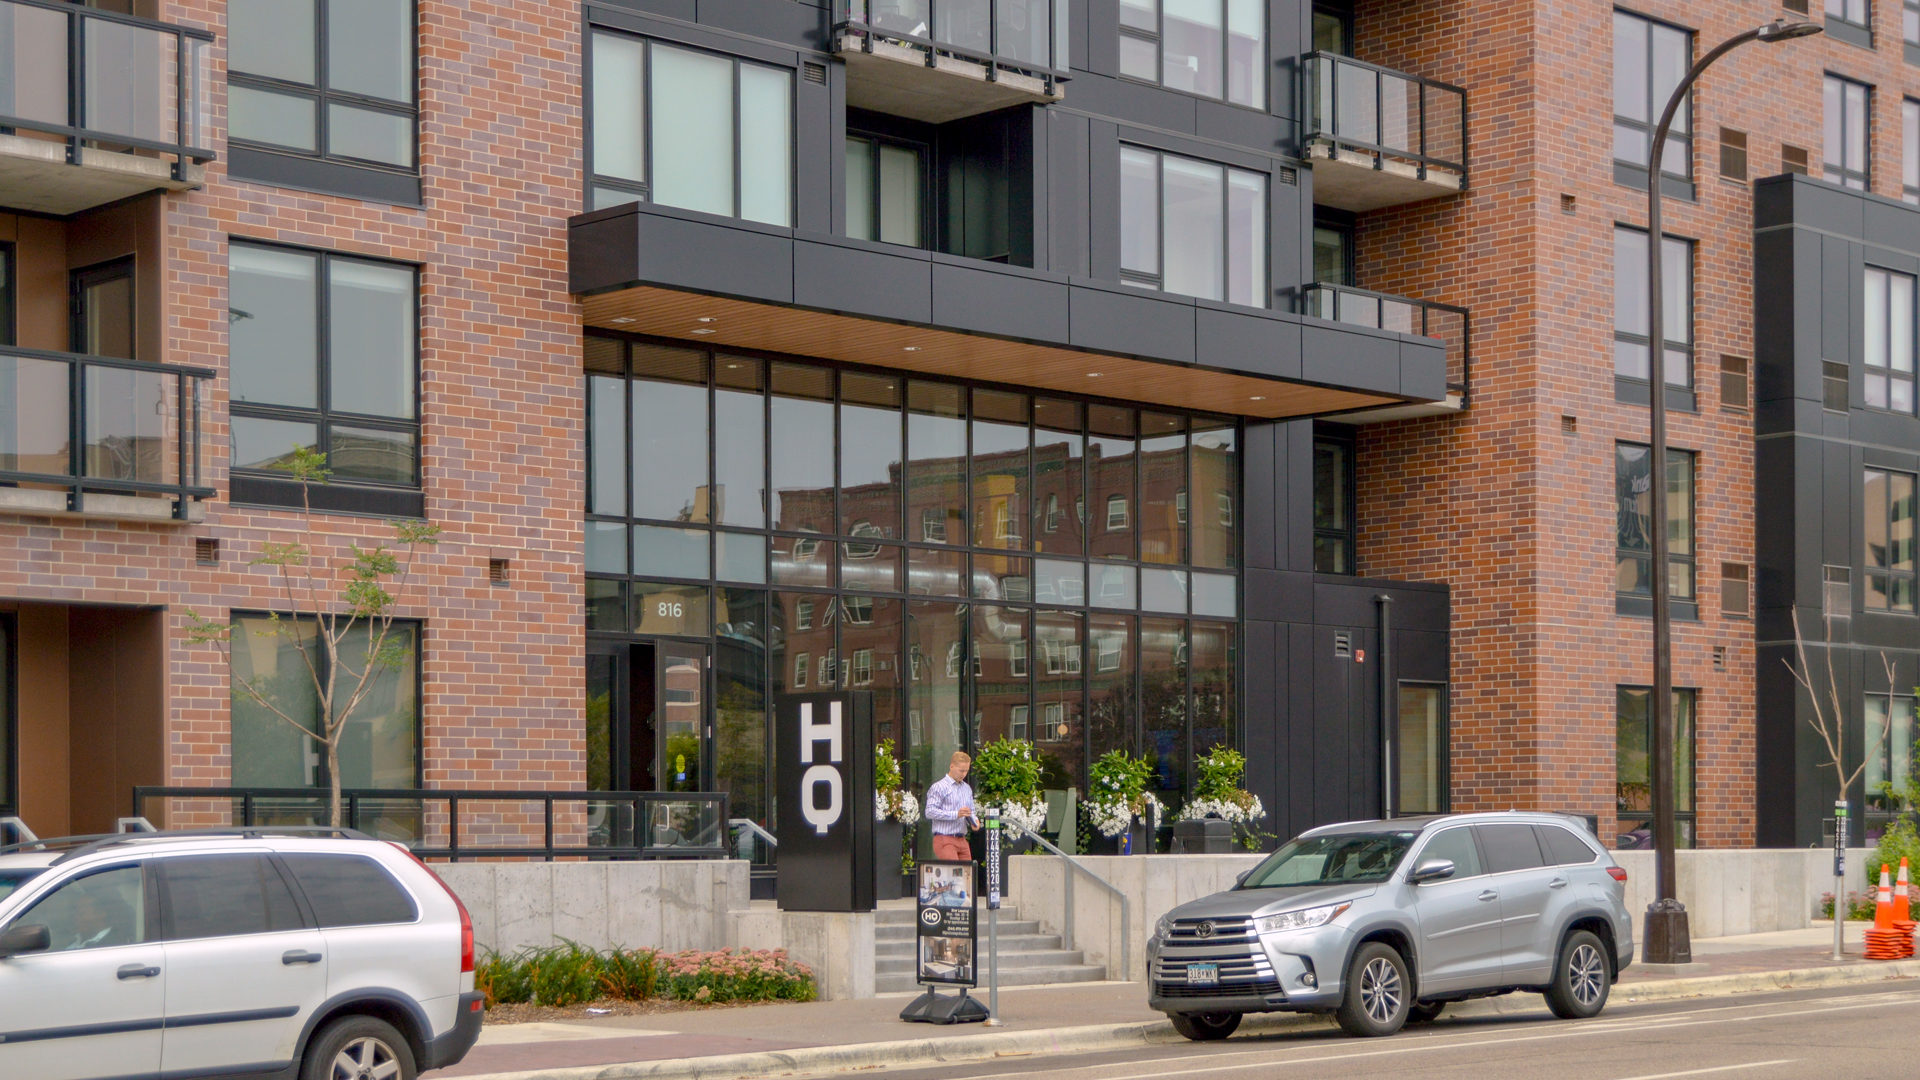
left=800, top=701, right=845, bottom=835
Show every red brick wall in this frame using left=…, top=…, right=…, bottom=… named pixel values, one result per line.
left=0, top=0, right=587, bottom=806
left=1342, top=1, right=1907, bottom=846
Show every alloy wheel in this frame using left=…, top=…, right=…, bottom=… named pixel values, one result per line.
left=1569, top=942, right=1605, bottom=1008
left=1360, top=955, right=1403, bottom=1024
left=330, top=1036, right=402, bottom=1080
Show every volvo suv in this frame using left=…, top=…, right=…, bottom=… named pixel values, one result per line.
left=0, top=828, right=484, bottom=1080
left=1148, top=812, right=1633, bottom=1039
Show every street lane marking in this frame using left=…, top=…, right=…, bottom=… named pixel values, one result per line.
left=1611, top=1062, right=1797, bottom=1080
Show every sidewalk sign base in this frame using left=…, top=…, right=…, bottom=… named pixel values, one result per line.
left=899, top=988, right=991, bottom=1025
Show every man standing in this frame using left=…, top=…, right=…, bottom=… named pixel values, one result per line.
left=925, top=750, right=979, bottom=861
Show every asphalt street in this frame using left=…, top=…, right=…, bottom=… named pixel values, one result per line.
left=827, top=983, right=1920, bottom=1080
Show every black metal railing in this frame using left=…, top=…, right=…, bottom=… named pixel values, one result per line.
left=0, top=346, right=214, bottom=518
left=1304, top=52, right=1466, bottom=182
left=131, top=786, right=733, bottom=861
left=1304, top=283, right=1471, bottom=402
left=835, top=0, right=1070, bottom=90
left=0, top=0, right=215, bottom=177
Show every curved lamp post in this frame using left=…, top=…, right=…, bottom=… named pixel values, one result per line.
left=1642, top=17, right=1821, bottom=966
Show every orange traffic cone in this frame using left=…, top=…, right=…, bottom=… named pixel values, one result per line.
left=1865, top=864, right=1910, bottom=961
left=1896, top=858, right=1912, bottom=925
left=1875, top=864, right=1894, bottom=930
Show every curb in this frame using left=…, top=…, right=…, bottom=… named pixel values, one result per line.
left=447, top=961, right=1920, bottom=1080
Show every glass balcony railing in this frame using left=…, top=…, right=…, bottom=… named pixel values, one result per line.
left=1305, top=283, right=1471, bottom=402
left=1304, top=52, right=1466, bottom=185
left=835, top=0, right=1070, bottom=86
left=0, top=346, right=214, bottom=519
left=0, top=0, right=214, bottom=174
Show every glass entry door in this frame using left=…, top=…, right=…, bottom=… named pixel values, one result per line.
left=585, top=639, right=709, bottom=793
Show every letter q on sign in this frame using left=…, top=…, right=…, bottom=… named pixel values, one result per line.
left=799, top=701, right=845, bottom=836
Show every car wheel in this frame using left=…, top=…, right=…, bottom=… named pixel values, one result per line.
left=1169, top=1011, right=1242, bottom=1041
left=1543, top=929, right=1611, bottom=1020
left=1407, top=1000, right=1446, bottom=1024
left=301, top=1015, right=418, bottom=1080
left=1336, top=942, right=1410, bottom=1037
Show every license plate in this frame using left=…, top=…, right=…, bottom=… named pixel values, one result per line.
left=1186, top=962, right=1219, bottom=986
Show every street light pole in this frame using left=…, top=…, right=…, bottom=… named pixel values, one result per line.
left=1641, top=17, right=1821, bottom=966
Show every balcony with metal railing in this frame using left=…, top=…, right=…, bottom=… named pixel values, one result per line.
left=0, top=0, right=214, bottom=215
left=0, top=346, right=214, bottom=522
left=832, top=0, right=1068, bottom=123
left=1303, top=52, right=1466, bottom=212
left=1304, top=283, right=1469, bottom=421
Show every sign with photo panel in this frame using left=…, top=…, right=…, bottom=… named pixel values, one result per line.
left=915, top=860, right=978, bottom=987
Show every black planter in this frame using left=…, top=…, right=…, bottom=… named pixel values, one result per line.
left=1172, top=819, right=1235, bottom=854
left=875, top=819, right=904, bottom=901
left=1084, top=819, right=1149, bottom=854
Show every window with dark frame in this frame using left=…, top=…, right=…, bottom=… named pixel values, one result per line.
left=228, top=613, right=421, bottom=789
left=1863, top=266, right=1918, bottom=414
left=227, top=0, right=417, bottom=172
left=1615, top=442, right=1696, bottom=602
left=228, top=242, right=420, bottom=494
left=1119, top=145, right=1268, bottom=307
left=1313, top=438, right=1354, bottom=574
left=1312, top=219, right=1353, bottom=286
left=1614, top=226, right=1694, bottom=392
left=1615, top=686, right=1698, bottom=848
left=1118, top=0, right=1266, bottom=109
left=1824, top=73, right=1872, bottom=191
left=1906, top=0, right=1920, bottom=53
left=1827, top=0, right=1871, bottom=32
left=1613, top=10, right=1693, bottom=186
left=1905, top=100, right=1920, bottom=204
left=588, top=30, right=794, bottom=224
left=1719, top=127, right=1748, bottom=181
left=1865, top=693, right=1917, bottom=813
left=845, top=133, right=927, bottom=248
left=1865, top=467, right=1917, bottom=613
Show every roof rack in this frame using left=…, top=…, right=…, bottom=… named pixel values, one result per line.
left=0, top=826, right=376, bottom=866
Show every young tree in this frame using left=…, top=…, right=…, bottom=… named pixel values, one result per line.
left=1784, top=606, right=1894, bottom=803
left=187, top=448, right=440, bottom=827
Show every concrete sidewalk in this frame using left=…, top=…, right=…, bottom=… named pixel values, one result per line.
left=424, top=924, right=1920, bottom=1080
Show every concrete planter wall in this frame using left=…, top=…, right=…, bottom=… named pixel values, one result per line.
left=436, top=861, right=749, bottom=956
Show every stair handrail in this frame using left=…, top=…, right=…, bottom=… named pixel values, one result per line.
left=0, top=817, right=36, bottom=845
left=1025, top=831, right=1130, bottom=980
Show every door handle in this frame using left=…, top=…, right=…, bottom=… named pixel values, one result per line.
left=282, top=950, right=323, bottom=966
left=1549, top=877, right=1569, bottom=889
left=1477, top=890, right=1499, bottom=902
left=116, top=964, right=160, bottom=980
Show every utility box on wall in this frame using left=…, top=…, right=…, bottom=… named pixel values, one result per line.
left=775, top=691, right=875, bottom=912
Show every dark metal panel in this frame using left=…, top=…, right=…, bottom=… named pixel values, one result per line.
left=1071, top=74, right=1202, bottom=135
left=1086, top=119, right=1121, bottom=280
left=693, top=0, right=829, bottom=51
left=1284, top=419, right=1315, bottom=572
left=1195, top=307, right=1303, bottom=380
left=1243, top=619, right=1280, bottom=824
left=794, top=240, right=933, bottom=323
left=1067, top=283, right=1197, bottom=363
left=1285, top=622, right=1316, bottom=836
left=1270, top=0, right=1305, bottom=124
left=1272, top=166, right=1306, bottom=298
left=1752, top=644, right=1800, bottom=847
left=1077, top=0, right=1108, bottom=76
left=1193, top=101, right=1290, bottom=151
left=1820, top=236, right=1853, bottom=376
left=1242, top=421, right=1279, bottom=570
left=1301, top=321, right=1398, bottom=396
left=591, top=0, right=697, bottom=21
left=570, top=210, right=643, bottom=295
left=226, top=147, right=421, bottom=208
left=1851, top=410, right=1920, bottom=454
left=1026, top=107, right=1050, bottom=273
left=794, top=56, right=835, bottom=235
left=1398, top=339, right=1447, bottom=400
left=1392, top=629, right=1449, bottom=683
left=931, top=260, right=1071, bottom=341
left=1047, top=111, right=1092, bottom=277
left=631, top=212, right=797, bottom=300
left=1749, top=227, right=1807, bottom=413
left=1751, top=436, right=1797, bottom=638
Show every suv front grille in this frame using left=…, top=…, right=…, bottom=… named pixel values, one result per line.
left=1156, top=977, right=1284, bottom=999
left=1153, top=951, right=1278, bottom=998
left=1166, top=916, right=1258, bottom=947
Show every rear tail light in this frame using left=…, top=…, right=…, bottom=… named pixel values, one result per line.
left=1607, top=866, right=1629, bottom=883
left=390, top=841, right=476, bottom=974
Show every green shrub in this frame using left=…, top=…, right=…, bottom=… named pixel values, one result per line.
left=600, top=947, right=660, bottom=1001
left=476, top=947, right=533, bottom=1005
left=1865, top=816, right=1920, bottom=894
left=527, top=941, right=606, bottom=1007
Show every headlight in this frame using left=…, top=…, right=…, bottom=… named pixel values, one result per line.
left=1154, top=913, right=1175, bottom=939
left=1253, top=902, right=1350, bottom=935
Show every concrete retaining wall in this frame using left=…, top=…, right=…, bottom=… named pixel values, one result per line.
left=435, top=861, right=749, bottom=956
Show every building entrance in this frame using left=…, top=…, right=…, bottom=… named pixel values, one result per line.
left=586, top=639, right=709, bottom=794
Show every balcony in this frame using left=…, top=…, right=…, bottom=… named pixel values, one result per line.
left=1303, top=53, right=1465, bottom=213
left=0, top=0, right=213, bottom=215
left=1304, top=284, right=1468, bottom=422
left=0, top=347, right=213, bottom=522
left=833, top=0, right=1067, bottom=123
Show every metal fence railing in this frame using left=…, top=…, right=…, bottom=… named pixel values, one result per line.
left=0, top=346, right=214, bottom=519
left=132, top=787, right=734, bottom=862
left=0, top=0, right=215, bottom=177
left=834, top=0, right=1069, bottom=90
left=1303, top=283, right=1471, bottom=403
left=1304, top=52, right=1466, bottom=183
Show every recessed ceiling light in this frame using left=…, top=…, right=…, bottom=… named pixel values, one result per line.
left=725, top=362, right=741, bottom=369
left=1249, top=395, right=1266, bottom=401
left=903, top=346, right=922, bottom=352
left=1087, top=372, right=1102, bottom=378
left=690, top=328, right=717, bottom=335
left=609, top=316, right=635, bottom=324
left=696, top=316, right=719, bottom=323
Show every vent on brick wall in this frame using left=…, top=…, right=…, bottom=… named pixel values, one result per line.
left=1713, top=645, right=1728, bottom=670
left=1824, top=565, right=1851, bottom=619
left=1561, top=413, right=1577, bottom=434
left=1560, top=193, right=1576, bottom=214
left=1782, top=0, right=1809, bottom=13
left=1782, top=144, right=1809, bottom=176
left=1722, top=562, right=1750, bottom=617
left=1334, top=632, right=1352, bottom=659
left=803, top=62, right=827, bottom=85
left=195, top=538, right=219, bottom=566
left=1277, top=165, right=1298, bottom=186
left=1719, top=128, right=1747, bottom=181
left=1720, top=355, right=1749, bottom=412
left=488, top=558, right=510, bottom=586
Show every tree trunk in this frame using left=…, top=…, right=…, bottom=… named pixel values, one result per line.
left=328, top=738, right=343, bottom=829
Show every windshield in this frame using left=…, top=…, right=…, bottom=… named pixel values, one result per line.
left=0, top=869, right=44, bottom=903
left=1241, top=831, right=1420, bottom=888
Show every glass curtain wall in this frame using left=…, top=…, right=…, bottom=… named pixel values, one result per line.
left=585, top=336, right=1241, bottom=814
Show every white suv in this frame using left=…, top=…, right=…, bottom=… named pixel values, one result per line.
left=0, top=828, right=484, bottom=1080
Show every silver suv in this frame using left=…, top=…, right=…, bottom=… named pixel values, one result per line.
left=1148, top=812, right=1634, bottom=1039
left=0, top=828, right=484, bottom=1080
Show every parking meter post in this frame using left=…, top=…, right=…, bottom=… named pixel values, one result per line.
left=1833, top=800, right=1848, bottom=961
left=985, top=809, right=1001, bottom=1025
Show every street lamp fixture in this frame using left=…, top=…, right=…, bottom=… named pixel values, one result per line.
left=1641, top=18, right=1819, bottom=966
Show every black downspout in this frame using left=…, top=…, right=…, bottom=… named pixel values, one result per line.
left=1375, top=593, right=1394, bottom=819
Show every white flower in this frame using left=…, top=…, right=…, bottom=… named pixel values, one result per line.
left=1176, top=793, right=1265, bottom=825
left=979, top=797, right=1049, bottom=841
left=1084, top=798, right=1133, bottom=838
left=875, top=789, right=921, bottom=825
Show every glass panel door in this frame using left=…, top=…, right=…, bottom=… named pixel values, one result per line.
left=1396, top=683, right=1446, bottom=814
left=657, top=644, right=707, bottom=792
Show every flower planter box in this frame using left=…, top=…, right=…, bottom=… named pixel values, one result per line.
left=1172, top=819, right=1236, bottom=854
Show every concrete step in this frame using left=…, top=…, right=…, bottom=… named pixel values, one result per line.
left=876, top=946, right=1084, bottom=975
left=876, top=918, right=1042, bottom=942
left=875, top=962, right=1108, bottom=994
left=876, top=933, right=1064, bottom=960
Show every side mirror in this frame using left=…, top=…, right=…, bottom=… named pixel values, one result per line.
left=0, top=923, right=51, bottom=959
left=1234, top=868, right=1253, bottom=887
left=1408, top=859, right=1456, bottom=885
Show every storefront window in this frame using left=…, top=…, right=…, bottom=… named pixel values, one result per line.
left=230, top=615, right=418, bottom=789
left=1614, top=686, right=1695, bottom=848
